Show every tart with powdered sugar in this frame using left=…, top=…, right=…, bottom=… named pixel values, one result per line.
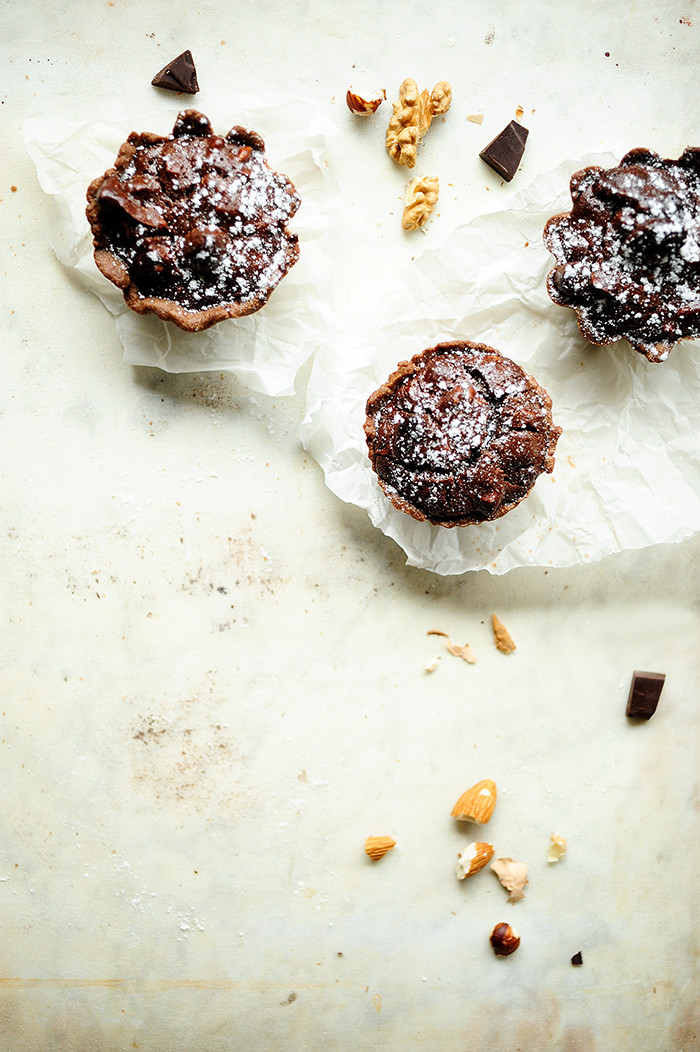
left=86, top=110, right=301, bottom=331
left=544, top=148, right=700, bottom=362
left=364, top=341, right=561, bottom=528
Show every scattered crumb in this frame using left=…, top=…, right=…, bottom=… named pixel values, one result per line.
left=10, top=185, right=17, bottom=192
left=491, top=857, right=528, bottom=902
left=427, top=629, right=449, bottom=637
left=492, top=614, right=516, bottom=653
left=446, top=640, right=477, bottom=664
left=467, top=114, right=484, bottom=124
left=424, top=660, right=439, bottom=673
left=445, top=37, right=456, bottom=46
left=547, top=834, right=567, bottom=863
left=515, top=105, right=524, bottom=119
left=571, top=951, right=583, bottom=966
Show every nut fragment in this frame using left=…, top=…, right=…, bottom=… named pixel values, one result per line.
left=346, top=87, right=386, bottom=115
left=547, top=834, right=567, bottom=863
left=445, top=639, right=477, bottom=664
left=491, top=857, right=528, bottom=902
left=365, top=835, right=396, bottom=861
left=386, top=78, right=452, bottom=168
left=451, top=779, right=497, bottom=824
left=492, top=614, right=516, bottom=653
left=456, top=841, right=494, bottom=880
left=490, top=922, right=520, bottom=956
left=402, top=175, right=439, bottom=230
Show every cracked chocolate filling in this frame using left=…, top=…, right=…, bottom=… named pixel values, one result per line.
left=364, top=341, right=561, bottom=527
left=86, top=109, right=301, bottom=332
left=544, top=147, right=700, bottom=362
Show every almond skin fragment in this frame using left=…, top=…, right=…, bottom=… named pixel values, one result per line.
left=451, top=779, right=497, bottom=824
left=456, top=841, right=494, bottom=880
left=491, top=857, right=528, bottom=902
left=365, top=836, right=396, bottom=861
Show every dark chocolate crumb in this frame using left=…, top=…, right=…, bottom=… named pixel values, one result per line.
left=571, top=951, right=583, bottom=966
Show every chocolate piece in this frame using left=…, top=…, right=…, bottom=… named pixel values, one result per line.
left=85, top=110, right=300, bottom=332
left=571, top=951, right=583, bottom=966
left=151, top=50, right=199, bottom=94
left=364, top=341, right=561, bottom=528
left=626, top=670, right=665, bottom=720
left=479, top=120, right=529, bottom=182
left=544, top=149, right=700, bottom=362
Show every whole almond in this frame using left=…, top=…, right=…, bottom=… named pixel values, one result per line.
left=451, top=779, right=497, bottom=824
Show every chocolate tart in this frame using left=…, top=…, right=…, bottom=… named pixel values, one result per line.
left=544, top=148, right=700, bottom=362
left=86, top=110, right=301, bottom=332
left=364, top=341, right=561, bottom=528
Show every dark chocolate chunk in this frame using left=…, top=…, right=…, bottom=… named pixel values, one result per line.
left=479, top=120, right=529, bottom=182
left=571, top=951, right=583, bottom=967
left=626, top=671, right=665, bottom=720
left=151, top=50, right=199, bottom=94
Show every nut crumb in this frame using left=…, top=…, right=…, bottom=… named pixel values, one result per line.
left=427, top=629, right=448, bottom=637
left=402, top=175, right=439, bottom=230
left=10, top=185, right=17, bottom=192
left=492, top=614, right=516, bottom=652
left=515, top=105, right=524, bottom=119
left=424, top=659, right=439, bottom=673
left=467, top=114, right=484, bottom=124
left=547, top=834, right=567, bottom=862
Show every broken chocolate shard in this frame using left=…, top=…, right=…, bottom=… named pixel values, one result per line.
left=571, top=951, right=583, bottom=967
left=626, top=671, right=665, bottom=720
left=479, top=120, right=529, bottom=182
left=151, top=50, right=199, bottom=94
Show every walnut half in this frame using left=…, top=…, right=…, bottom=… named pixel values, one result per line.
left=386, top=79, right=452, bottom=169
left=402, top=175, right=439, bottom=230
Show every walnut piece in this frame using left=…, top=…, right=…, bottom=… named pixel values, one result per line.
left=386, top=78, right=452, bottom=169
left=491, top=857, right=529, bottom=902
left=402, top=175, right=439, bottom=230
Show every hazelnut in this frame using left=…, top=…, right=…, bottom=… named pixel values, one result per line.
left=346, top=88, right=386, bottom=115
left=490, top=922, right=520, bottom=957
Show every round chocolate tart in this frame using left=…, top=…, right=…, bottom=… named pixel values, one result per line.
left=544, top=148, right=700, bottom=362
left=86, top=110, right=301, bottom=332
left=364, top=341, right=561, bottom=528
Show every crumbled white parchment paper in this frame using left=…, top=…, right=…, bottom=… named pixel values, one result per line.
left=301, top=155, right=700, bottom=575
left=24, top=97, right=340, bottom=397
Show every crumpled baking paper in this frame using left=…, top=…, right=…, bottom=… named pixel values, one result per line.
left=24, top=97, right=341, bottom=397
left=301, top=154, right=700, bottom=575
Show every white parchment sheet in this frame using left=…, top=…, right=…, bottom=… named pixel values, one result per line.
left=24, top=97, right=341, bottom=397
left=301, top=155, right=700, bottom=574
